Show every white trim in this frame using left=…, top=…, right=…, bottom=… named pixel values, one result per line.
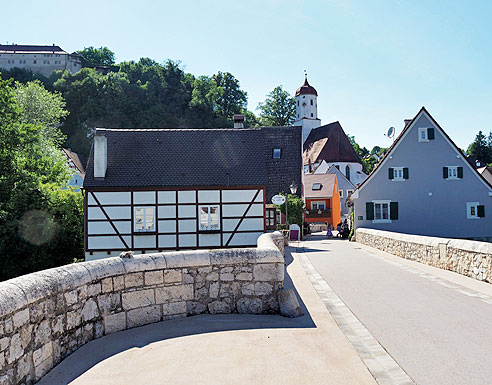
left=467, top=202, right=479, bottom=219
left=392, top=167, right=405, bottom=181
left=446, top=166, right=459, bottom=180
left=310, top=200, right=326, bottom=210
left=418, top=127, right=429, bottom=142
left=372, top=200, right=392, bottom=223
left=357, top=108, right=492, bottom=194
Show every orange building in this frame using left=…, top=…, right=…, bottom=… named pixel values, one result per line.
left=304, top=173, right=341, bottom=229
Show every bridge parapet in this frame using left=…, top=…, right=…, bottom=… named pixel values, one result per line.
left=0, top=232, right=284, bottom=384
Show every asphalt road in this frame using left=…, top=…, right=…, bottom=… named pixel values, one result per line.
left=302, top=235, right=492, bottom=385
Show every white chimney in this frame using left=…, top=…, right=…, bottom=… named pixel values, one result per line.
left=93, top=132, right=107, bottom=178
left=233, top=114, right=244, bottom=128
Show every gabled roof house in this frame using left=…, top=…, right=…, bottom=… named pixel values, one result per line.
left=303, top=173, right=341, bottom=229
left=350, top=107, right=492, bottom=240
left=83, top=126, right=302, bottom=260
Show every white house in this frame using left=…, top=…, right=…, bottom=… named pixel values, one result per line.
left=0, top=44, right=81, bottom=77
left=82, top=124, right=302, bottom=260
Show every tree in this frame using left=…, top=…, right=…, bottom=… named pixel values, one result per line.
left=212, top=71, right=247, bottom=123
left=467, top=130, right=492, bottom=164
left=77, top=46, right=116, bottom=67
left=0, top=79, right=83, bottom=280
left=277, top=194, right=304, bottom=230
left=257, top=86, right=296, bottom=126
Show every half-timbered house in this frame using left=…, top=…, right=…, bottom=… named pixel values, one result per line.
left=82, top=125, right=301, bottom=260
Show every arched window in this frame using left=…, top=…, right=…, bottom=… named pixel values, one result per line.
left=345, top=165, right=351, bottom=181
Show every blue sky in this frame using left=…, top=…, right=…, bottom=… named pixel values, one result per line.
left=2, top=0, right=491, bottom=150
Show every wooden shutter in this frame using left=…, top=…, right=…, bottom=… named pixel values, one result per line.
left=478, top=205, right=485, bottom=218
left=457, top=166, right=463, bottom=179
left=443, top=167, right=448, bottom=179
left=366, top=202, right=374, bottom=220
left=403, top=167, right=409, bottom=179
left=390, top=202, right=399, bottom=220
left=427, top=128, right=435, bottom=140
left=388, top=168, right=394, bottom=179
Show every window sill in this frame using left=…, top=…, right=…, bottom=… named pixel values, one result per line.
left=372, top=219, right=392, bottom=224
left=134, top=231, right=156, bottom=234
left=446, top=177, right=460, bottom=180
left=391, top=179, right=405, bottom=182
left=199, top=229, right=221, bottom=234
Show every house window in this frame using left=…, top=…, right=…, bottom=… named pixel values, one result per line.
left=443, top=166, right=462, bottom=180
left=311, top=201, right=326, bottom=210
left=418, top=127, right=435, bottom=142
left=389, top=167, right=409, bottom=180
left=374, top=201, right=390, bottom=222
left=135, top=207, right=155, bottom=232
left=310, top=113, right=313, bottom=117
left=199, top=206, right=220, bottom=230
left=297, top=100, right=299, bottom=106
left=312, top=183, right=322, bottom=190
left=467, top=202, right=485, bottom=219
left=345, top=165, right=351, bottom=181
left=33, top=60, right=37, bottom=64
left=266, top=208, right=276, bottom=228
left=347, top=189, right=354, bottom=196
left=339, top=190, right=344, bottom=198
left=310, top=99, right=313, bottom=105
left=273, top=148, right=281, bottom=159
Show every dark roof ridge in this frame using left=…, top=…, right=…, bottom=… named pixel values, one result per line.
left=95, top=126, right=296, bottom=133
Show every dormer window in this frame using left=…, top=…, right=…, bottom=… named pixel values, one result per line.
left=312, top=183, right=322, bottom=190
left=273, top=148, right=281, bottom=159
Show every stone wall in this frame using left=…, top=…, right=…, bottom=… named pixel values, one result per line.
left=0, top=232, right=284, bottom=385
left=356, top=228, right=492, bottom=283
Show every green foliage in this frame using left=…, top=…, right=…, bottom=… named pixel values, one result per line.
left=467, top=130, right=492, bottom=164
left=257, top=86, right=296, bottom=126
left=212, top=71, right=248, bottom=124
left=77, top=46, right=116, bottom=67
left=0, top=79, right=83, bottom=281
left=277, top=194, right=305, bottom=229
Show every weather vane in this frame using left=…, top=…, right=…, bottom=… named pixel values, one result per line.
left=304, top=69, right=307, bottom=79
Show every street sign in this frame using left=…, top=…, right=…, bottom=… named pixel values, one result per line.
left=271, top=194, right=286, bottom=205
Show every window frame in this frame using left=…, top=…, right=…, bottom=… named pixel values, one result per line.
left=339, top=190, right=344, bottom=198
left=418, top=127, right=428, bottom=142
left=347, top=189, right=354, bottom=196
left=312, top=183, right=322, bottom=191
left=447, top=166, right=459, bottom=180
left=134, top=206, right=155, bottom=232
left=372, top=200, right=391, bottom=223
left=199, top=205, right=220, bottom=231
left=392, top=167, right=404, bottom=181
left=467, top=202, right=479, bottom=219
left=311, top=201, right=326, bottom=210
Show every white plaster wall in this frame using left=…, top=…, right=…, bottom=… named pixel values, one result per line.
left=158, top=235, right=176, bottom=248
left=134, top=235, right=156, bottom=249
left=222, top=190, right=262, bottom=203
left=89, top=192, right=131, bottom=205
left=134, top=191, right=155, bottom=204
left=314, top=161, right=367, bottom=184
left=88, top=206, right=131, bottom=220
left=88, top=235, right=130, bottom=249
left=178, top=191, right=196, bottom=203
left=158, top=206, right=176, bottom=218
left=158, top=191, right=176, bottom=204
left=222, top=203, right=263, bottom=217
left=199, top=234, right=221, bottom=246
left=223, top=218, right=263, bottom=232
left=225, top=232, right=263, bottom=246
left=179, top=234, right=196, bottom=247
left=198, top=190, right=220, bottom=203
left=158, top=220, right=176, bottom=232
left=178, top=219, right=196, bottom=232
left=178, top=205, right=196, bottom=218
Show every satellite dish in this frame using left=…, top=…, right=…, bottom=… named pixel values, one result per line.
left=387, top=127, right=395, bottom=138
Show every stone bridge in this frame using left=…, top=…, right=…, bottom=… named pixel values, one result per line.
left=0, top=232, right=285, bottom=385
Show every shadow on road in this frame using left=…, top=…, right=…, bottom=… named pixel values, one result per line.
left=39, top=247, right=316, bottom=385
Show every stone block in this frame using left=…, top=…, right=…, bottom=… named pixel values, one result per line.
left=113, top=275, right=125, bottom=291
left=278, top=289, right=303, bottom=318
left=241, top=283, right=255, bottom=296
left=255, top=282, right=273, bottom=295
left=165, top=250, right=211, bottom=268
left=85, top=258, right=126, bottom=281
left=0, top=283, right=28, bottom=314
left=4, top=319, right=13, bottom=334
left=34, top=355, right=53, bottom=382
left=220, top=273, right=234, bottom=281
left=0, top=352, right=4, bottom=371
left=183, top=273, right=194, bottom=284
left=253, top=263, right=283, bottom=282
left=145, top=270, right=164, bottom=285
left=33, top=342, right=52, bottom=367
left=16, top=352, right=31, bottom=381
left=34, top=319, right=51, bottom=346
left=7, top=334, right=22, bottom=364
left=236, top=272, right=252, bottom=281
left=220, top=267, right=234, bottom=274
left=52, top=315, right=64, bottom=335
left=0, top=337, right=8, bottom=352
left=81, top=298, right=99, bottom=322
left=122, top=289, right=155, bottom=310
left=20, top=324, right=32, bottom=349
left=237, top=298, right=262, bottom=314
left=207, top=300, right=231, bottom=314
left=187, top=301, right=206, bottom=315
left=162, top=301, right=186, bottom=316
left=205, top=272, right=219, bottom=281
left=101, top=278, right=113, bottom=293
left=87, top=283, right=102, bottom=297
left=210, top=249, right=252, bottom=265
left=61, top=263, right=92, bottom=287
left=127, top=305, right=161, bottom=328
left=97, top=293, right=121, bottom=314
left=125, top=272, right=144, bottom=288
left=66, top=310, right=82, bottom=330
left=164, top=269, right=182, bottom=283
left=12, top=308, right=29, bottom=328
left=149, top=253, right=168, bottom=270
left=104, top=312, right=126, bottom=335
left=209, top=282, right=219, bottom=298
left=122, top=254, right=156, bottom=273
left=155, top=285, right=193, bottom=303
left=65, top=289, right=78, bottom=305
left=255, top=248, right=284, bottom=263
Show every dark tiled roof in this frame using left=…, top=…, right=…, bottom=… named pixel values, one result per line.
left=83, top=127, right=302, bottom=201
left=0, top=44, right=66, bottom=53
left=303, top=121, right=362, bottom=165
left=295, top=77, right=318, bottom=97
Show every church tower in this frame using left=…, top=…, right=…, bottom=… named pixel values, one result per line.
left=294, top=74, right=321, bottom=143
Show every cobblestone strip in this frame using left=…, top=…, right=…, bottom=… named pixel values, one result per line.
left=295, top=248, right=415, bottom=385
left=362, top=248, right=492, bottom=305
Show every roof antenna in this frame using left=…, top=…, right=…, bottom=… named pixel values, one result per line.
left=304, top=69, right=307, bottom=80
